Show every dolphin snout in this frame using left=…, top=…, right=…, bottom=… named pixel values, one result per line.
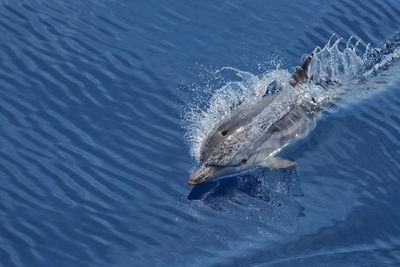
left=188, top=165, right=220, bottom=185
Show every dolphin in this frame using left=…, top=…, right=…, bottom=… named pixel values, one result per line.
left=188, top=54, right=322, bottom=185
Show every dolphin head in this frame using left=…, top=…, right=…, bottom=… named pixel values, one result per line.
left=187, top=99, right=269, bottom=186
left=187, top=165, right=221, bottom=185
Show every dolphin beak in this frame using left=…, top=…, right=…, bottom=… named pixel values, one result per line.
left=187, top=165, right=220, bottom=185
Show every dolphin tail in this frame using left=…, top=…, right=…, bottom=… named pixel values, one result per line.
left=289, top=53, right=314, bottom=87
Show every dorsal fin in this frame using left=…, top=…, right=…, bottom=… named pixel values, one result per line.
left=289, top=53, right=313, bottom=87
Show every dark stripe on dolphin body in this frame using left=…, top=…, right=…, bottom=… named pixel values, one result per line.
left=199, top=93, right=279, bottom=166
left=250, top=101, right=318, bottom=159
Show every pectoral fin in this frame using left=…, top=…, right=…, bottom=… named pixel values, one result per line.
left=259, top=157, right=297, bottom=169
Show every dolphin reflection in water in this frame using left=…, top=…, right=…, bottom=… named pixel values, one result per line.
left=188, top=53, right=330, bottom=185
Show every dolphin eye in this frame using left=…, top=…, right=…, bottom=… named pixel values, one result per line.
left=221, top=130, right=228, bottom=136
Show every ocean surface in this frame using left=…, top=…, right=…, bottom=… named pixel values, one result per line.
left=1, top=0, right=400, bottom=266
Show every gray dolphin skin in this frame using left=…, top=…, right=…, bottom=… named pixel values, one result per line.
left=188, top=54, right=319, bottom=185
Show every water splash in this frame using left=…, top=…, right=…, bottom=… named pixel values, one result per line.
left=183, top=33, right=400, bottom=162
left=308, top=35, right=368, bottom=84
left=363, top=32, right=400, bottom=77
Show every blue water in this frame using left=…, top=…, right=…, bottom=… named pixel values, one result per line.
left=1, top=0, right=400, bottom=266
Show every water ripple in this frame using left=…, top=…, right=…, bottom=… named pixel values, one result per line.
left=1, top=0, right=400, bottom=266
